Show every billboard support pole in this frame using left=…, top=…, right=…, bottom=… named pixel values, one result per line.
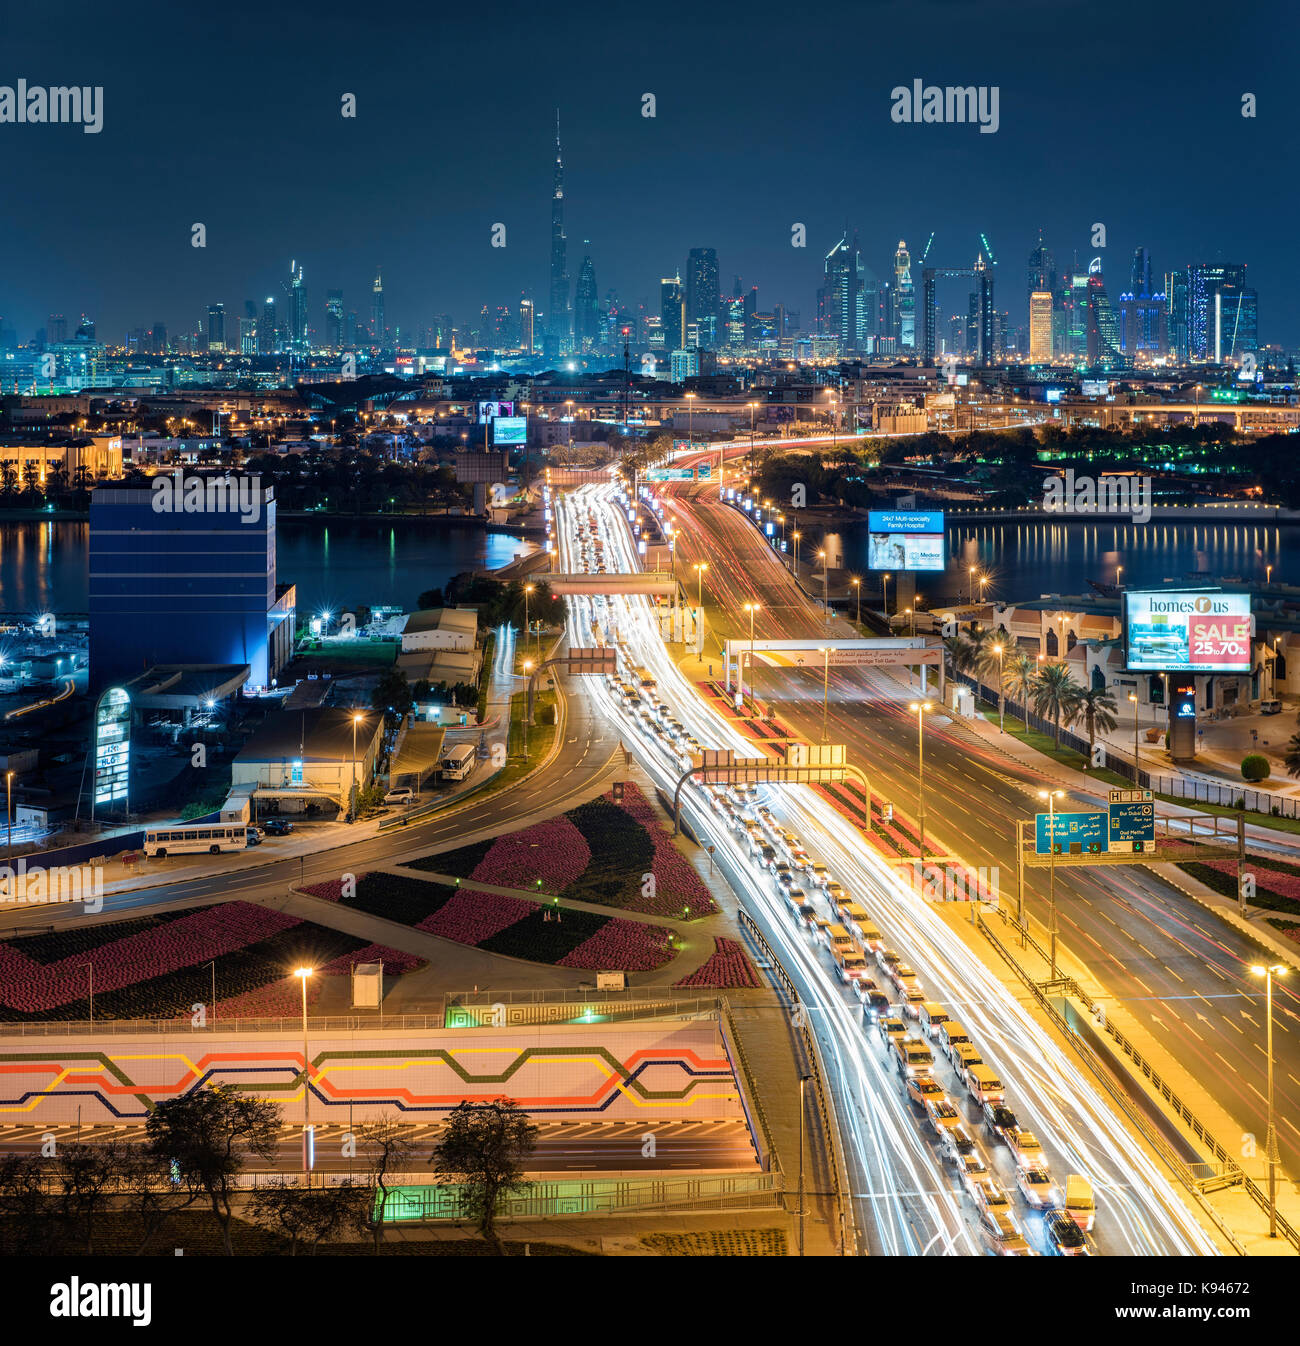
left=1238, top=812, right=1247, bottom=916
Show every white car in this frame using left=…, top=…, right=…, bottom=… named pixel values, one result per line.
left=384, top=788, right=413, bottom=805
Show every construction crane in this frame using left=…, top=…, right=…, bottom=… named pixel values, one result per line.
left=920, top=231, right=936, bottom=264
left=979, top=232, right=997, bottom=267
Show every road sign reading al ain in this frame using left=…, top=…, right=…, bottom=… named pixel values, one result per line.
left=1035, top=811, right=1106, bottom=855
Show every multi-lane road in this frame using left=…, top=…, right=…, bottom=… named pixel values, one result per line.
left=664, top=483, right=1300, bottom=1181
left=558, top=479, right=1218, bottom=1255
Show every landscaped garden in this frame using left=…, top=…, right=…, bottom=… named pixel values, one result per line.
left=1179, top=855, right=1300, bottom=940
left=304, top=870, right=678, bottom=971
left=406, top=783, right=718, bottom=918
left=0, top=903, right=424, bottom=1022
left=674, top=937, right=761, bottom=989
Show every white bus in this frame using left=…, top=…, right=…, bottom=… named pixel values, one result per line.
left=441, top=743, right=477, bottom=781
left=143, top=823, right=250, bottom=857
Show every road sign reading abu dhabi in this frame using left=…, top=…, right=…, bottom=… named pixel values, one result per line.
left=1035, top=810, right=1105, bottom=855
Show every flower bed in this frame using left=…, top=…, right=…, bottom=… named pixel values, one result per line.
left=417, top=888, right=535, bottom=945
left=406, top=782, right=717, bottom=918
left=557, top=917, right=675, bottom=971
left=306, top=873, right=460, bottom=926
left=475, top=904, right=611, bottom=964
left=674, top=937, right=761, bottom=988
left=0, top=904, right=426, bottom=1022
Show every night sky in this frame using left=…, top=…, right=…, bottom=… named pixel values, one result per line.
left=2, top=0, right=1291, bottom=344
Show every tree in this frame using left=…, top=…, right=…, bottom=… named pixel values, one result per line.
left=1286, top=724, right=1300, bottom=779
left=1071, top=686, right=1119, bottom=758
left=144, top=1084, right=282, bottom=1256
left=1241, top=754, right=1270, bottom=782
left=353, top=1118, right=417, bottom=1252
left=250, top=1179, right=362, bottom=1256
left=429, top=1099, right=538, bottom=1254
left=1031, top=664, right=1083, bottom=748
left=1002, top=650, right=1037, bottom=711
left=0, top=1154, right=60, bottom=1256
left=53, top=1141, right=131, bottom=1255
left=116, top=1147, right=196, bottom=1256
left=370, top=668, right=414, bottom=725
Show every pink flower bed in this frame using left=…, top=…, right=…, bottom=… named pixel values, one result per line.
left=301, top=878, right=353, bottom=902
left=558, top=917, right=675, bottom=971
left=0, top=904, right=298, bottom=1014
left=469, top=816, right=592, bottom=892
left=675, top=938, right=761, bottom=989
left=319, top=943, right=425, bottom=976
left=1202, top=861, right=1300, bottom=899
left=205, top=975, right=330, bottom=1020
left=613, top=783, right=718, bottom=916
left=417, top=888, right=535, bottom=945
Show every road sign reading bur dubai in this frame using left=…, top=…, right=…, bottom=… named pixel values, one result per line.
left=1035, top=811, right=1106, bottom=855
left=1107, top=788, right=1156, bottom=852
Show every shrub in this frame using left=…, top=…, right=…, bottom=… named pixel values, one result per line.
left=1241, top=755, right=1269, bottom=782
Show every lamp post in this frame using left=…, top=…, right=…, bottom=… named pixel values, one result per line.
left=882, top=573, right=890, bottom=618
left=1128, top=692, right=1140, bottom=773
left=968, top=565, right=977, bottom=605
left=743, top=602, right=760, bottom=704
left=994, top=643, right=1005, bottom=733
left=908, top=702, right=932, bottom=860
left=351, top=713, right=364, bottom=821
left=1116, top=563, right=1123, bottom=589
left=1272, top=636, right=1281, bottom=697
left=905, top=607, right=913, bottom=638
left=522, top=659, right=533, bottom=755
left=820, top=647, right=836, bottom=743
left=826, top=388, right=838, bottom=454
left=851, top=577, right=861, bottom=628
left=792, top=531, right=802, bottom=580
left=1250, top=963, right=1287, bottom=1239
left=524, top=582, right=536, bottom=661
left=295, top=967, right=314, bottom=1184
left=978, top=574, right=988, bottom=606
left=693, top=561, right=708, bottom=610
left=565, top=399, right=574, bottom=457
left=1038, top=789, right=1064, bottom=981
left=797, top=1073, right=811, bottom=1258
left=4, top=769, right=11, bottom=864
left=817, top=549, right=829, bottom=620
left=747, top=401, right=757, bottom=475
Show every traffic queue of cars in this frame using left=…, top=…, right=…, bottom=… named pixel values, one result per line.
left=578, top=491, right=1096, bottom=1258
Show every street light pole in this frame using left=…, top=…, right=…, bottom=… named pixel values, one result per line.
left=1038, top=789, right=1063, bottom=981
left=882, top=573, right=889, bottom=619
left=994, top=643, right=1005, bottom=733
left=1128, top=692, right=1140, bottom=775
left=797, top=1074, right=810, bottom=1257
left=852, top=578, right=861, bottom=628
left=4, top=769, right=11, bottom=864
left=295, top=967, right=314, bottom=1184
left=351, top=713, right=363, bottom=821
left=821, top=648, right=833, bottom=743
left=909, top=702, right=932, bottom=861
left=1251, top=963, right=1286, bottom=1238
left=743, top=602, right=760, bottom=704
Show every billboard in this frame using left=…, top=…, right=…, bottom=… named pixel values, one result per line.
left=867, top=510, right=945, bottom=572
left=478, top=400, right=514, bottom=422
left=492, top=416, right=527, bottom=445
left=1080, top=380, right=1109, bottom=397
left=1124, top=590, right=1253, bottom=673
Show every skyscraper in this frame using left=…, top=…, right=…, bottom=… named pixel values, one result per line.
left=288, top=262, right=308, bottom=354
left=573, top=245, right=600, bottom=353
left=370, top=268, right=385, bottom=348
left=894, top=241, right=915, bottom=349
left=973, top=253, right=994, bottom=366
left=207, top=303, right=225, bottom=353
left=46, top=314, right=68, bottom=345
left=661, top=275, right=685, bottom=352
left=259, top=297, right=277, bottom=355
left=519, top=298, right=535, bottom=354
left=1029, top=291, right=1054, bottom=362
left=1086, top=258, right=1125, bottom=367
left=1187, top=263, right=1255, bottom=362
left=326, top=290, right=344, bottom=349
left=1028, top=232, right=1056, bottom=307
left=686, top=248, right=720, bottom=350
left=1130, top=247, right=1152, bottom=300
left=546, top=110, right=571, bottom=358
left=819, top=231, right=866, bottom=354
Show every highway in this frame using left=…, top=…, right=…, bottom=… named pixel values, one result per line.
left=664, top=484, right=1300, bottom=1181
left=557, top=479, right=1217, bottom=1256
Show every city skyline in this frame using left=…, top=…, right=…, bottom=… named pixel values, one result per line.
left=0, top=0, right=1292, bottom=345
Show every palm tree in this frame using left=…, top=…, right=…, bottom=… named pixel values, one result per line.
left=942, top=634, right=974, bottom=681
left=1071, top=686, right=1119, bottom=758
left=1002, top=650, right=1037, bottom=717
left=1285, top=725, right=1300, bottom=779
left=966, top=626, right=1003, bottom=685
left=1031, top=663, right=1084, bottom=747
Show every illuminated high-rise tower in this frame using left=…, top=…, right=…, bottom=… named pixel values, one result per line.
left=288, top=261, right=308, bottom=354
left=574, top=244, right=599, bottom=353
left=546, top=109, right=571, bottom=358
left=894, top=240, right=915, bottom=349
left=371, top=268, right=385, bottom=347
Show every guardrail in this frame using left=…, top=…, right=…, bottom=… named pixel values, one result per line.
left=718, top=1000, right=775, bottom=1173
left=737, top=906, right=858, bottom=1256
left=0, top=1014, right=445, bottom=1037
left=442, top=989, right=722, bottom=1028
left=975, top=910, right=1292, bottom=1255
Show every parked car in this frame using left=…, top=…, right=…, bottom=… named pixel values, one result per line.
left=384, top=788, right=414, bottom=805
left=262, top=818, right=294, bottom=837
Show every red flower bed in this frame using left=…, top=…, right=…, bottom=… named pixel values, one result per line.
left=612, top=783, right=718, bottom=916
left=1202, top=860, right=1300, bottom=899
left=558, top=917, right=675, bottom=971
left=301, top=878, right=350, bottom=902
left=675, top=937, right=761, bottom=989
left=319, top=943, right=425, bottom=976
left=469, top=816, right=592, bottom=892
left=417, top=889, right=535, bottom=945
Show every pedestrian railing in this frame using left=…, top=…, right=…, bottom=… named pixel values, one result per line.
left=0, top=1014, right=445, bottom=1037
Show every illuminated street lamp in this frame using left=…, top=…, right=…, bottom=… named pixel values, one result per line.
left=817, top=549, right=829, bottom=620
left=742, top=602, right=761, bottom=704
left=692, top=561, right=709, bottom=610
left=993, top=643, right=1005, bottom=733
left=851, top=577, right=861, bottom=627
left=1250, top=963, right=1287, bottom=1238
left=904, top=607, right=913, bottom=637
left=1037, top=789, right=1065, bottom=981
left=969, top=565, right=977, bottom=605
left=821, top=647, right=835, bottom=743
left=350, top=712, right=365, bottom=822
left=1128, top=692, right=1140, bottom=770
left=524, top=582, right=536, bottom=660
left=882, top=572, right=890, bottom=618
left=294, top=967, right=315, bottom=1183
left=792, top=530, right=802, bottom=579
left=908, top=701, right=933, bottom=860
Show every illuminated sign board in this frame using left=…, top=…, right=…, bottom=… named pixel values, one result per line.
left=867, top=510, right=945, bottom=572
left=93, top=686, right=131, bottom=811
left=1080, top=380, right=1109, bottom=397
left=477, top=400, right=514, bottom=422
left=1124, top=590, right=1253, bottom=673
left=1044, top=388, right=1063, bottom=403
left=492, top=416, right=527, bottom=445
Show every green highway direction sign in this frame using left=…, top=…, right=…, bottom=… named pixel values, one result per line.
left=1107, top=788, right=1156, bottom=853
left=645, top=468, right=696, bottom=481
left=1035, top=811, right=1106, bottom=855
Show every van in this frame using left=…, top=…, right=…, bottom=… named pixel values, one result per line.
left=1261, top=698, right=1283, bottom=715
left=966, top=1063, right=1005, bottom=1107
left=939, top=1021, right=973, bottom=1058
left=892, top=1036, right=934, bottom=1078
left=825, top=924, right=855, bottom=956
left=918, top=1003, right=950, bottom=1040
left=950, top=1042, right=984, bottom=1082
left=832, top=946, right=870, bottom=983
left=1065, top=1175, right=1096, bottom=1232
left=812, top=915, right=833, bottom=945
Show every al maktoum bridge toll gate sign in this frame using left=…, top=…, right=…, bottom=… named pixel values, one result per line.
left=723, top=637, right=944, bottom=694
